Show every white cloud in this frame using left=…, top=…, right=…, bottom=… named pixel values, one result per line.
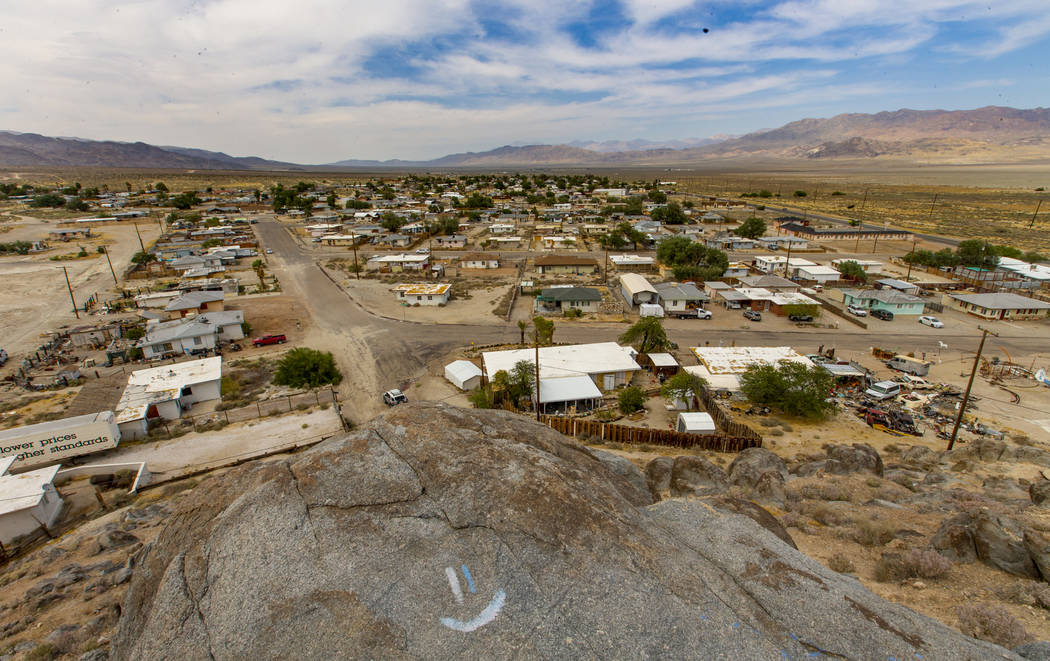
left=0, top=0, right=1045, bottom=160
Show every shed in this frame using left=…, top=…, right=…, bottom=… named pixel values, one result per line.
left=620, top=273, right=658, bottom=306
left=675, top=412, right=717, bottom=434
left=0, top=457, right=64, bottom=545
left=444, top=360, right=483, bottom=391
left=645, top=352, right=679, bottom=379
left=536, top=376, right=603, bottom=414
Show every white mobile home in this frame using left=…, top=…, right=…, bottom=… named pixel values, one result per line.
left=0, top=458, right=64, bottom=545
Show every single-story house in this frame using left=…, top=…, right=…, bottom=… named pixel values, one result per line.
left=706, top=233, right=755, bottom=251
left=654, top=282, right=708, bottom=312
left=394, top=283, right=452, bottom=306
left=795, top=264, right=841, bottom=284
left=534, top=255, right=599, bottom=275
left=366, top=253, right=429, bottom=272
left=444, top=360, right=483, bottom=391
left=0, top=457, right=64, bottom=545
left=482, top=342, right=640, bottom=392
left=534, top=375, right=603, bottom=414
left=540, top=235, right=576, bottom=249
left=536, top=287, right=602, bottom=314
left=489, top=223, right=515, bottom=234
left=724, top=262, right=751, bottom=279
left=115, top=357, right=223, bottom=440
left=753, top=256, right=788, bottom=274
left=832, top=259, right=883, bottom=275
left=841, top=289, right=925, bottom=316
left=137, top=310, right=244, bottom=359
left=490, top=236, right=523, bottom=247
left=434, top=235, right=468, bottom=248
left=460, top=253, right=500, bottom=269
left=610, top=255, right=655, bottom=271
left=946, top=292, right=1050, bottom=320
left=164, top=290, right=226, bottom=319
left=686, top=346, right=811, bottom=391
left=376, top=234, right=412, bottom=248
left=779, top=221, right=911, bottom=241
left=620, top=274, right=658, bottom=306
left=757, top=236, right=809, bottom=250
left=676, top=412, right=717, bottom=434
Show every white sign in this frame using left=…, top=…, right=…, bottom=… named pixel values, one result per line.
left=0, top=414, right=120, bottom=470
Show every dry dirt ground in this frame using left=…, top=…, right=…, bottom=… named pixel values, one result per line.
left=331, top=272, right=511, bottom=324
left=0, top=216, right=159, bottom=357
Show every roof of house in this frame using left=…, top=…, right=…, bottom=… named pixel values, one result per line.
left=736, top=275, right=797, bottom=289
left=116, top=357, right=223, bottom=424
left=0, top=462, right=61, bottom=516
left=164, top=290, right=225, bottom=311
left=482, top=342, right=639, bottom=380
left=138, top=311, right=244, bottom=346
left=654, top=282, right=706, bottom=300
left=534, top=254, right=598, bottom=267
left=536, top=375, right=602, bottom=404
left=393, top=283, right=452, bottom=296
left=875, top=278, right=919, bottom=290
left=619, top=273, right=657, bottom=296
left=690, top=346, right=810, bottom=374
left=540, top=287, right=602, bottom=302
left=949, top=292, right=1050, bottom=310
left=610, top=255, right=655, bottom=265
left=647, top=352, right=679, bottom=368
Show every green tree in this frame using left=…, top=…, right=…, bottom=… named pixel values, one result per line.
left=345, top=198, right=371, bottom=210
left=509, top=360, right=536, bottom=408
left=618, top=386, right=646, bottom=414
left=624, top=197, right=645, bottom=215
left=957, top=239, right=999, bottom=269
left=659, top=371, right=707, bottom=407
left=155, top=182, right=169, bottom=193
left=67, top=198, right=89, bottom=212
left=273, top=348, right=343, bottom=388
left=171, top=191, right=201, bottom=209
left=532, top=316, right=555, bottom=345
left=739, top=362, right=835, bottom=420
left=326, top=192, right=337, bottom=208
left=517, top=319, right=528, bottom=345
left=835, top=260, right=867, bottom=282
left=734, top=217, right=767, bottom=239
left=438, top=216, right=460, bottom=235
left=380, top=212, right=405, bottom=232
left=468, top=384, right=495, bottom=409
left=131, top=251, right=156, bottom=265
left=647, top=189, right=667, bottom=203
left=656, top=236, right=728, bottom=280
left=793, top=190, right=807, bottom=197
left=651, top=201, right=686, bottom=225
left=31, top=193, right=66, bottom=208
left=618, top=316, right=671, bottom=354
left=463, top=193, right=493, bottom=209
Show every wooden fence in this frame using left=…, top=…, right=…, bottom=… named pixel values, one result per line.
left=540, top=415, right=761, bottom=452
left=694, top=384, right=764, bottom=442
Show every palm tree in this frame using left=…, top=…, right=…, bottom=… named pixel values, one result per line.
left=517, top=320, right=528, bottom=345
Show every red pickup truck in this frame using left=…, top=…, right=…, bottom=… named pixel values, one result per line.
left=252, top=334, right=286, bottom=347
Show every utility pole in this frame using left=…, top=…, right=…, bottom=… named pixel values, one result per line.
left=102, top=246, right=118, bottom=286
left=859, top=189, right=869, bottom=212
left=872, top=222, right=888, bottom=254
left=133, top=223, right=144, bottom=252
left=783, top=238, right=793, bottom=279
left=62, top=266, right=79, bottom=319
left=534, top=334, right=541, bottom=421
left=947, top=326, right=998, bottom=451
left=351, top=234, right=360, bottom=280
left=905, top=236, right=918, bottom=281
left=1030, top=199, right=1043, bottom=230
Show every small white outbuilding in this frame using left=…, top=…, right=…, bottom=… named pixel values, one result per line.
left=0, top=457, right=65, bottom=546
left=444, top=360, right=483, bottom=391
left=676, top=412, right=717, bottom=434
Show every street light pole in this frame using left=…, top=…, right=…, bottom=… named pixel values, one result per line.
left=947, top=326, right=998, bottom=451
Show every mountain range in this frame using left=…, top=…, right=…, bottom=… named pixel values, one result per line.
left=2, top=106, right=1049, bottom=170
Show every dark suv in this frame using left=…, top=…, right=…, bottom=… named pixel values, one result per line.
left=743, top=309, right=762, bottom=321
left=870, top=309, right=894, bottom=321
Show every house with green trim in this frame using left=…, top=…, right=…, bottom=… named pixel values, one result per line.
left=840, top=288, right=925, bottom=315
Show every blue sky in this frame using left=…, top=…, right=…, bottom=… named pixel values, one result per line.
left=1, top=0, right=1048, bottom=162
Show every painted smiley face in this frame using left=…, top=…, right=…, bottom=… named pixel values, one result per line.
left=440, top=564, right=507, bottom=633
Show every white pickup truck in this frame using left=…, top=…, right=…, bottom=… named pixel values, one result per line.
left=668, top=308, right=712, bottom=320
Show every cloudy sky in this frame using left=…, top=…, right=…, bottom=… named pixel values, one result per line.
left=1, top=0, right=1048, bottom=162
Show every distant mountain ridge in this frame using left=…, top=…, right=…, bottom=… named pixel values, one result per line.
left=2, top=106, right=1049, bottom=170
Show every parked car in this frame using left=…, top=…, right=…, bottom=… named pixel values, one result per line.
left=897, top=374, right=934, bottom=390
left=252, top=334, right=287, bottom=347
left=788, top=314, right=814, bottom=322
left=265, top=248, right=274, bottom=254
left=919, top=315, right=944, bottom=328
left=870, top=309, right=894, bottom=321
left=846, top=304, right=868, bottom=317
left=383, top=389, right=408, bottom=406
left=864, top=381, right=902, bottom=401
left=743, top=309, right=762, bottom=321
left=415, top=248, right=430, bottom=254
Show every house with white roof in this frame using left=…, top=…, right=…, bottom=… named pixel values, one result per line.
left=164, top=290, right=225, bottom=319
left=482, top=342, right=639, bottom=392
left=115, top=357, right=223, bottom=440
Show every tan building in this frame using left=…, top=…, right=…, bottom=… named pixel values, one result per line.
left=534, top=254, right=599, bottom=275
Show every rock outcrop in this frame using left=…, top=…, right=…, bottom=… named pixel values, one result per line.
left=111, top=403, right=1018, bottom=660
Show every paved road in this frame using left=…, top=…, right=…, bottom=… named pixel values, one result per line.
left=255, top=220, right=1047, bottom=415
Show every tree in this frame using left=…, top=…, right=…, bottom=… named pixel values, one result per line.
left=734, top=217, right=767, bottom=239
left=31, top=193, right=66, bottom=208
left=618, top=386, right=645, bottom=414
left=67, top=198, right=89, bottom=212
left=463, top=193, right=493, bottom=209
left=251, top=259, right=266, bottom=288
left=647, top=189, right=667, bottom=203
left=380, top=212, right=405, bottom=232
left=438, top=216, right=460, bottom=235
left=957, top=239, right=999, bottom=269
left=659, top=371, right=706, bottom=408
left=155, top=182, right=169, bottom=193
left=651, top=201, right=686, bottom=224
left=131, top=251, right=156, bottom=265
left=624, top=197, right=645, bottom=215
left=509, top=360, right=536, bottom=408
left=532, top=316, right=555, bottom=345
left=171, top=191, right=201, bottom=209
left=468, top=384, right=495, bottom=409
left=517, top=319, right=528, bottom=345
left=273, top=348, right=343, bottom=388
left=326, top=192, right=337, bottom=208
left=656, top=236, right=728, bottom=280
left=739, top=361, right=835, bottom=420
left=618, top=316, right=671, bottom=354
left=836, top=260, right=867, bottom=282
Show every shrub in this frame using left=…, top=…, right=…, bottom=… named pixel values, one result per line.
left=827, top=552, right=855, bottom=573
left=618, top=386, right=645, bottom=414
left=874, top=553, right=905, bottom=582
left=996, top=581, right=1050, bottom=610
left=854, top=518, right=896, bottom=547
left=25, top=643, right=57, bottom=661
left=807, top=503, right=851, bottom=526
left=273, top=348, right=343, bottom=388
left=900, top=548, right=952, bottom=579
left=956, top=602, right=1030, bottom=648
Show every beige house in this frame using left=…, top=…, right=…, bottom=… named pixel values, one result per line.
left=534, top=254, right=599, bottom=275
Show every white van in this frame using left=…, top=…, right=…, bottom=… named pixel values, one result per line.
left=887, top=355, right=932, bottom=376
left=865, top=381, right=902, bottom=401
